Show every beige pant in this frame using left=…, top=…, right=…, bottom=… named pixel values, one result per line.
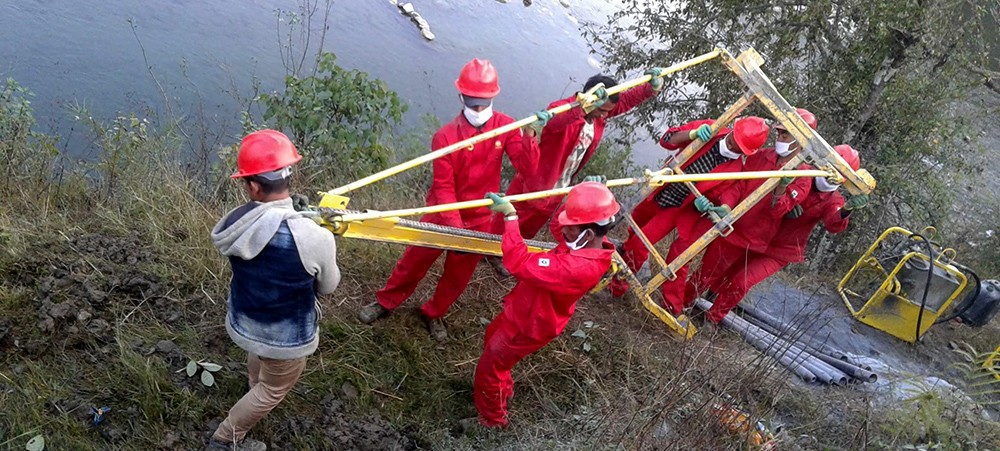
left=213, top=354, right=307, bottom=443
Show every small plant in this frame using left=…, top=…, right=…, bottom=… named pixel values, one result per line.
left=181, top=360, right=223, bottom=387
left=571, top=321, right=597, bottom=353
left=24, top=435, right=43, bottom=451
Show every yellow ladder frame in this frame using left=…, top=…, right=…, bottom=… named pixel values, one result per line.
left=317, top=47, right=877, bottom=340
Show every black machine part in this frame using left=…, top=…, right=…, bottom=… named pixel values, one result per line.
left=957, top=279, right=1000, bottom=328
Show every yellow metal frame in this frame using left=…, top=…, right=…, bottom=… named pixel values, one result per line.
left=984, top=345, right=1000, bottom=381
left=312, top=46, right=877, bottom=340
left=836, top=227, right=968, bottom=342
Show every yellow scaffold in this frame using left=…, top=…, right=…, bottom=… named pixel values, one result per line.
left=310, top=47, right=877, bottom=340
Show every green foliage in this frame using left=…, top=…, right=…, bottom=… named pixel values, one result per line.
left=259, top=52, right=407, bottom=188
left=878, top=378, right=1000, bottom=450
left=590, top=0, right=1000, bottom=269
left=0, top=79, right=58, bottom=188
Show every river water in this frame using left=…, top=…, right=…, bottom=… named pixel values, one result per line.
left=0, top=0, right=665, bottom=166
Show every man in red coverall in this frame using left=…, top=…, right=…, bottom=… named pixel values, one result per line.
left=474, top=182, right=618, bottom=428
left=610, top=117, right=771, bottom=298
left=483, top=70, right=663, bottom=276
left=680, top=109, right=819, bottom=323
left=358, top=59, right=538, bottom=341
left=694, top=144, right=869, bottom=322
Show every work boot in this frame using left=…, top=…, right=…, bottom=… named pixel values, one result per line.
left=423, top=315, right=448, bottom=342
left=358, top=301, right=390, bottom=324
left=207, top=437, right=267, bottom=451
left=485, top=255, right=511, bottom=278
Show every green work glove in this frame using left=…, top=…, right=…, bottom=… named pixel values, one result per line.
left=644, top=68, right=665, bottom=92
left=583, top=175, right=607, bottom=184
left=777, top=176, right=794, bottom=190
left=577, top=84, right=609, bottom=114
left=707, top=204, right=732, bottom=218
left=688, top=124, right=713, bottom=142
left=693, top=195, right=713, bottom=213
left=531, top=110, right=554, bottom=129
left=291, top=193, right=311, bottom=212
left=486, top=192, right=516, bottom=216
left=843, top=193, right=870, bottom=211
left=786, top=204, right=804, bottom=219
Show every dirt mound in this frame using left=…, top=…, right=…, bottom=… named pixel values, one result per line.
left=6, top=232, right=176, bottom=354
left=281, top=395, right=417, bottom=451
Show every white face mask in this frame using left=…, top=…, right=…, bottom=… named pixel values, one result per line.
left=775, top=141, right=795, bottom=157
left=718, top=136, right=742, bottom=159
left=566, top=229, right=592, bottom=250
left=814, top=177, right=840, bottom=192
left=463, top=104, right=493, bottom=127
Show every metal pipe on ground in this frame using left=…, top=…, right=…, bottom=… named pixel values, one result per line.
left=738, top=304, right=873, bottom=371
left=716, top=311, right=818, bottom=383
left=703, top=299, right=851, bottom=385
left=812, top=352, right=878, bottom=383
left=698, top=299, right=816, bottom=383
left=736, top=317, right=848, bottom=385
left=738, top=310, right=859, bottom=368
left=738, top=303, right=839, bottom=354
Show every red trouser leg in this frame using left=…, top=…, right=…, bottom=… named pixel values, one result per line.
left=659, top=213, right=713, bottom=313
left=706, top=253, right=787, bottom=323
left=620, top=205, right=679, bottom=273
left=375, top=245, right=445, bottom=310
left=419, top=223, right=493, bottom=318
left=686, top=240, right=749, bottom=322
left=474, top=312, right=549, bottom=428
left=657, top=239, right=693, bottom=314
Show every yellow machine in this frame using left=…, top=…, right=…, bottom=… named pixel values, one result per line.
left=837, top=227, right=969, bottom=343
left=311, top=46, right=877, bottom=340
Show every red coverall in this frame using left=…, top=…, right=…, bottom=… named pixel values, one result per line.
left=700, top=188, right=850, bottom=321
left=474, top=218, right=613, bottom=428
left=618, top=119, right=733, bottom=277
left=683, top=151, right=812, bottom=322
left=492, top=85, right=656, bottom=240
left=375, top=112, right=538, bottom=319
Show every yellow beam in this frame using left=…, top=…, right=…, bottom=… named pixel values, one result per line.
left=644, top=156, right=806, bottom=294
left=326, top=49, right=725, bottom=197
left=724, top=48, right=876, bottom=195
left=322, top=216, right=553, bottom=256
left=331, top=169, right=831, bottom=223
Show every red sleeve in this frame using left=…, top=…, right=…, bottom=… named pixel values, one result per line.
left=540, top=98, right=581, bottom=134
left=608, top=84, right=655, bottom=118
left=718, top=179, right=746, bottom=209
left=659, top=119, right=717, bottom=150
left=502, top=220, right=590, bottom=290
left=547, top=207, right=568, bottom=246
left=428, top=132, right=463, bottom=227
left=821, top=194, right=850, bottom=234
left=770, top=175, right=813, bottom=217
left=504, top=128, right=538, bottom=176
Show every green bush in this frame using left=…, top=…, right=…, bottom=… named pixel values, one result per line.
left=259, top=52, right=407, bottom=188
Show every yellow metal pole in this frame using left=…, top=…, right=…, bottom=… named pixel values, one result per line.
left=643, top=156, right=806, bottom=295
left=326, top=49, right=725, bottom=196
left=333, top=169, right=831, bottom=223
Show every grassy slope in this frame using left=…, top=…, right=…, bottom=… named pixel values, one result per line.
left=1, top=131, right=999, bottom=450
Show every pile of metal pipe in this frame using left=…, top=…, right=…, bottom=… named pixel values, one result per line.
left=695, top=299, right=879, bottom=385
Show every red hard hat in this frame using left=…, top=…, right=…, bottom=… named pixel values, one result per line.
left=558, top=182, right=621, bottom=226
left=775, top=108, right=818, bottom=131
left=455, top=58, right=500, bottom=98
left=732, top=116, right=769, bottom=156
left=231, top=129, right=302, bottom=179
left=834, top=144, right=860, bottom=171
